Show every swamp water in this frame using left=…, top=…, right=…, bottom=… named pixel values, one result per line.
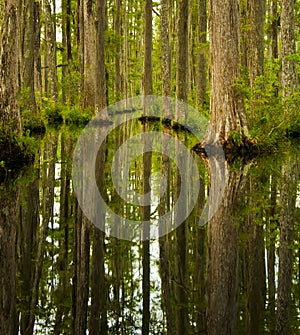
left=1, top=119, right=300, bottom=334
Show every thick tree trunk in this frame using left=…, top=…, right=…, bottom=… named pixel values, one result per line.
left=0, top=0, right=21, bottom=134
left=204, top=0, right=249, bottom=146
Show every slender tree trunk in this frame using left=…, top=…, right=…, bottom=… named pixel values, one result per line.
left=21, top=0, right=36, bottom=112
left=34, top=1, right=42, bottom=94
left=95, top=0, right=109, bottom=119
left=114, top=0, right=122, bottom=101
left=281, top=0, right=298, bottom=99
left=196, top=0, right=207, bottom=108
left=0, top=0, right=22, bottom=134
left=83, top=0, right=96, bottom=110
left=176, top=0, right=189, bottom=103
left=246, top=0, right=264, bottom=90
left=44, top=0, right=58, bottom=101
left=143, top=0, right=152, bottom=99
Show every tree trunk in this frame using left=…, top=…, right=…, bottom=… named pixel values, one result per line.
left=0, top=0, right=22, bottom=134
left=281, top=0, right=298, bottom=98
left=143, top=0, right=153, bottom=99
left=246, top=0, right=264, bottom=90
left=95, top=0, right=109, bottom=119
left=204, top=0, right=249, bottom=146
left=196, top=0, right=207, bottom=108
left=83, top=0, right=96, bottom=109
left=114, top=0, right=122, bottom=101
left=176, top=0, right=189, bottom=103
left=44, top=0, right=58, bottom=101
left=21, top=0, right=37, bottom=113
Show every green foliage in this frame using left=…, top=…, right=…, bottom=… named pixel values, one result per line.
left=61, top=105, right=93, bottom=124
left=229, top=130, right=242, bottom=146
left=42, top=97, right=64, bottom=123
left=21, top=109, right=46, bottom=134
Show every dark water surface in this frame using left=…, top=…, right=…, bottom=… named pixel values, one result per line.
left=1, top=123, right=300, bottom=334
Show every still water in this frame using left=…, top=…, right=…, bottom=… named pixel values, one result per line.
left=1, top=120, right=300, bottom=334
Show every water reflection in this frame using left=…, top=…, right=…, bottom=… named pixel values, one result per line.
left=1, top=126, right=300, bottom=334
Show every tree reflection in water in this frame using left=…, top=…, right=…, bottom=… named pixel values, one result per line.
left=1, top=127, right=300, bottom=334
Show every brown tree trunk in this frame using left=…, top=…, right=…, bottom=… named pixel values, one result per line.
left=204, top=0, right=249, bottom=146
left=246, top=0, right=264, bottom=90
left=34, top=1, right=42, bottom=94
left=196, top=0, right=207, bottom=108
left=83, top=0, right=96, bottom=110
left=44, top=0, right=58, bottom=101
left=143, top=0, right=153, bottom=99
left=114, top=0, right=122, bottom=101
left=176, top=0, right=189, bottom=103
left=281, top=0, right=298, bottom=99
left=21, top=0, right=37, bottom=112
left=0, top=0, right=22, bottom=134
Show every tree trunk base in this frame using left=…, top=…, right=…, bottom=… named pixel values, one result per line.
left=192, top=137, right=265, bottom=163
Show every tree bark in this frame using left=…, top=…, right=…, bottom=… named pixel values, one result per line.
left=196, top=0, right=207, bottom=108
left=281, top=0, right=298, bottom=98
left=176, top=0, right=189, bottom=103
left=204, top=0, right=249, bottom=145
left=246, top=0, right=264, bottom=90
left=95, top=0, right=109, bottom=119
left=21, top=0, right=37, bottom=112
left=0, top=0, right=22, bottom=134
left=44, top=0, right=58, bottom=101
